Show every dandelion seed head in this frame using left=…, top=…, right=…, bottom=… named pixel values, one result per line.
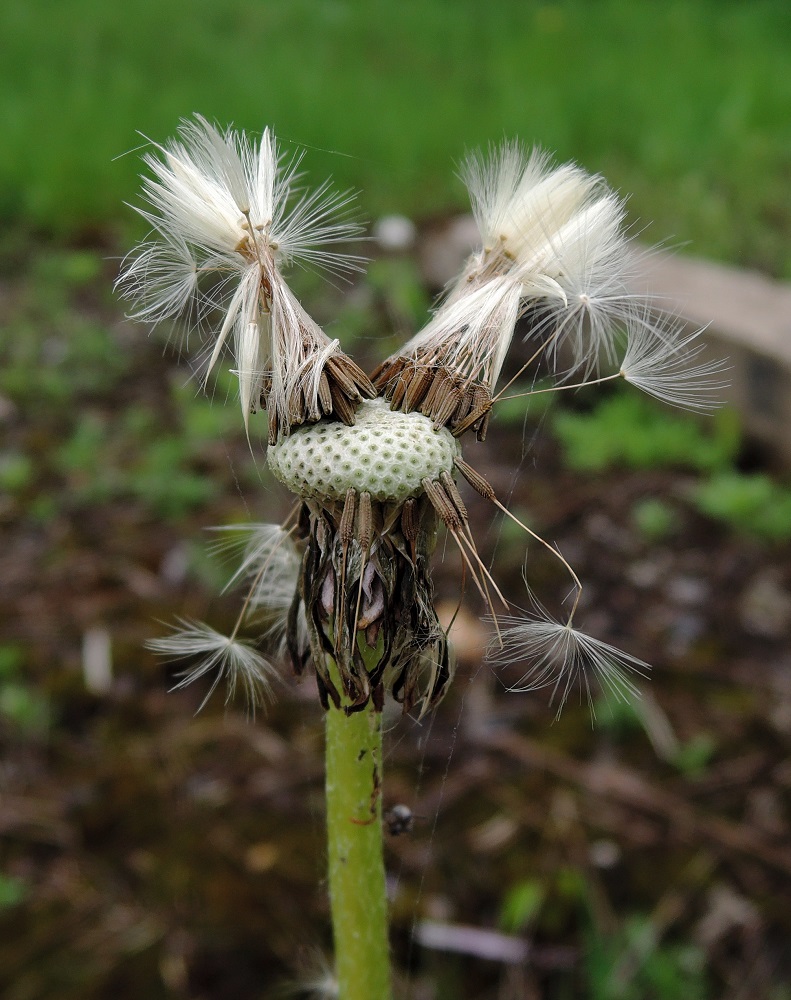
left=121, top=125, right=721, bottom=717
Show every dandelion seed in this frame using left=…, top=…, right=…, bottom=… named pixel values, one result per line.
left=209, top=523, right=301, bottom=624
left=460, top=142, right=642, bottom=376
left=487, top=599, right=649, bottom=720
left=394, top=275, right=524, bottom=392
left=117, top=229, right=200, bottom=326
left=521, top=197, right=640, bottom=376
left=281, top=950, right=339, bottom=999
left=462, top=144, right=597, bottom=262
left=147, top=618, right=276, bottom=711
left=620, top=313, right=730, bottom=410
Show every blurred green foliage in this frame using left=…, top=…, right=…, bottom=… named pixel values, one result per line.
left=584, top=914, right=708, bottom=1000
left=1, top=1, right=791, bottom=276
left=552, top=392, right=740, bottom=474
left=498, top=878, right=544, bottom=933
left=631, top=497, right=680, bottom=543
left=553, top=390, right=791, bottom=543
left=0, top=452, right=34, bottom=495
left=0, top=874, right=28, bottom=911
left=693, top=472, right=791, bottom=542
left=491, top=381, right=559, bottom=427
left=497, top=866, right=709, bottom=1000
left=0, top=244, right=266, bottom=527
left=671, top=733, right=717, bottom=778
left=54, top=412, right=220, bottom=519
left=0, top=645, right=49, bottom=734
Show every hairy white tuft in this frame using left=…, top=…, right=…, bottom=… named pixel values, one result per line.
left=117, top=116, right=364, bottom=427
left=390, top=142, right=645, bottom=398
left=620, top=314, right=730, bottom=410
left=383, top=275, right=524, bottom=392
left=117, top=228, right=201, bottom=327
left=462, top=144, right=596, bottom=260
left=487, top=601, right=649, bottom=720
left=147, top=618, right=277, bottom=711
left=464, top=144, right=640, bottom=373
left=279, top=950, right=339, bottom=999
left=210, top=523, right=300, bottom=618
left=520, top=194, right=639, bottom=375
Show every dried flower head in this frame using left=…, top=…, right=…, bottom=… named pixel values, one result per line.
left=124, top=119, right=723, bottom=717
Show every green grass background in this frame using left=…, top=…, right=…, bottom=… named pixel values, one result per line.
left=3, top=0, right=791, bottom=274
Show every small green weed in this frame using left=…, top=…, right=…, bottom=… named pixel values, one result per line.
left=0, top=452, right=34, bottom=494
left=585, top=914, right=708, bottom=1000
left=593, top=693, right=645, bottom=738
left=554, top=393, right=791, bottom=545
left=0, top=645, right=24, bottom=678
left=498, top=878, right=544, bottom=933
left=631, top=497, right=680, bottom=542
left=552, top=392, right=740, bottom=474
left=0, top=874, right=27, bottom=910
left=672, top=733, right=717, bottom=777
left=693, top=472, right=791, bottom=542
left=497, top=866, right=710, bottom=999
left=0, top=645, right=49, bottom=734
left=0, top=683, right=50, bottom=733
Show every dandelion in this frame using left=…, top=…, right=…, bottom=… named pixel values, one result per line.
left=122, top=119, right=725, bottom=720
left=121, top=121, right=723, bottom=1000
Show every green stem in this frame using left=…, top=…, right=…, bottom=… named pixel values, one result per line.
left=325, top=695, right=392, bottom=999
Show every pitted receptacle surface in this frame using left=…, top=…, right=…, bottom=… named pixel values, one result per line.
left=267, top=398, right=460, bottom=503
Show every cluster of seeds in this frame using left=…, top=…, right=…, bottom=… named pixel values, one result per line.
left=371, top=357, right=493, bottom=440
left=261, top=350, right=377, bottom=445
